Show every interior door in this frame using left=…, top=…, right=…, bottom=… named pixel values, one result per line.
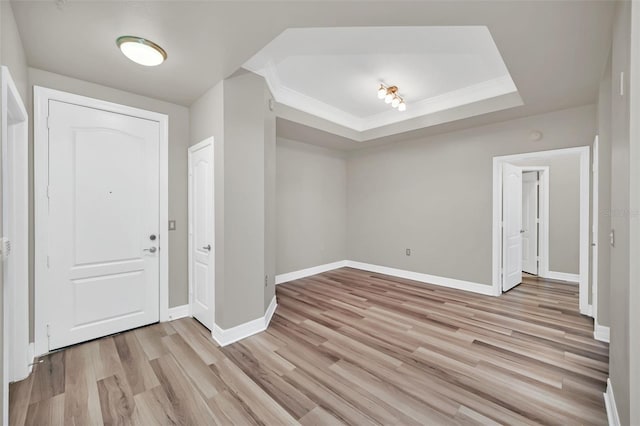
left=47, top=100, right=160, bottom=350
left=502, top=163, right=523, bottom=292
left=522, top=172, right=539, bottom=275
left=189, top=139, right=214, bottom=330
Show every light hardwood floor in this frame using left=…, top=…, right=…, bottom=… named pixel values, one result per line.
left=10, top=268, right=609, bottom=425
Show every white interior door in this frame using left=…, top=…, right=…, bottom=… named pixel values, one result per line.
left=46, top=100, right=160, bottom=350
left=502, top=163, right=523, bottom=291
left=188, top=138, right=214, bottom=330
left=522, top=172, right=539, bottom=275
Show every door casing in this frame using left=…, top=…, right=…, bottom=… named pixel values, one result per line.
left=1, top=66, right=29, bottom=426
left=34, top=87, right=169, bottom=356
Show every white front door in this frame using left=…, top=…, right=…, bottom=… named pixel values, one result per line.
left=46, top=100, right=160, bottom=350
left=522, top=172, right=539, bottom=275
left=502, top=163, right=523, bottom=292
left=188, top=138, right=214, bottom=330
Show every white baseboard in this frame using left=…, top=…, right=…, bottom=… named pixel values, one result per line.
left=345, top=260, right=498, bottom=296
left=594, top=322, right=610, bottom=343
left=604, top=378, right=620, bottom=426
left=276, top=260, right=347, bottom=284
left=27, top=343, right=35, bottom=375
left=211, top=295, right=277, bottom=347
left=545, top=271, right=580, bottom=283
left=167, top=304, right=190, bottom=321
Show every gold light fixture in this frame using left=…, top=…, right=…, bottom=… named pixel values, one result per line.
left=377, top=84, right=406, bottom=111
left=116, top=36, right=167, bottom=66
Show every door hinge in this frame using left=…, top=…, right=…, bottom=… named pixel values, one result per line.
left=46, top=185, right=51, bottom=199
left=46, top=255, right=50, bottom=268
left=47, top=116, right=51, bottom=129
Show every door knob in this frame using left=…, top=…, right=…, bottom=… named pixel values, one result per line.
left=520, top=230, right=525, bottom=233
left=202, top=244, right=211, bottom=251
left=144, top=247, right=157, bottom=253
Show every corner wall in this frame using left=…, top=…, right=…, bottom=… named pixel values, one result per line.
left=276, top=137, right=347, bottom=275
left=189, top=71, right=276, bottom=330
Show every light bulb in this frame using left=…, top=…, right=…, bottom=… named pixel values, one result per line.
left=384, top=93, right=393, bottom=104
left=377, top=86, right=387, bottom=99
left=398, top=101, right=406, bottom=112
left=391, top=96, right=401, bottom=108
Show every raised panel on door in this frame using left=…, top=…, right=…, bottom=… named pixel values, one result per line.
left=189, top=140, right=214, bottom=330
left=502, top=163, right=523, bottom=292
left=47, top=100, right=160, bottom=350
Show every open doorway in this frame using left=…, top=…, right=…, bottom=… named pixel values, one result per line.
left=492, top=146, right=591, bottom=316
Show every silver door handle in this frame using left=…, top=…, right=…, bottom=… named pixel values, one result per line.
left=202, top=244, right=211, bottom=251
left=144, top=247, right=157, bottom=253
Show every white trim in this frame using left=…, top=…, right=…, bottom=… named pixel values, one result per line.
left=27, top=343, right=35, bottom=375
left=275, top=260, right=347, bottom=284
left=1, top=65, right=30, bottom=426
left=211, top=296, right=277, bottom=347
left=167, top=305, right=190, bottom=321
left=345, top=261, right=499, bottom=296
left=33, top=86, right=169, bottom=356
left=545, top=271, right=580, bottom=283
left=188, top=137, right=215, bottom=330
left=492, top=146, right=591, bottom=316
left=251, top=57, right=518, bottom=132
left=594, top=323, right=610, bottom=343
left=604, top=378, right=621, bottom=426
left=592, top=135, right=599, bottom=323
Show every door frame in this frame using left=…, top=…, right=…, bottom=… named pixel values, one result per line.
left=34, top=86, right=169, bottom=356
left=520, top=167, right=550, bottom=277
left=187, top=137, right=215, bottom=323
left=591, top=135, right=599, bottom=325
left=1, top=66, right=29, bottom=426
left=492, top=146, right=591, bottom=315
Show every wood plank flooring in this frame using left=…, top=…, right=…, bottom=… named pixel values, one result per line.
left=10, top=268, right=609, bottom=425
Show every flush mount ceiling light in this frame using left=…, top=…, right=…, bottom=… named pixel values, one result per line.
left=116, top=36, right=167, bottom=67
left=377, top=84, right=406, bottom=111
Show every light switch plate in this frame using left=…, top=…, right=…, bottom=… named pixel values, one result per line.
left=168, top=220, right=176, bottom=231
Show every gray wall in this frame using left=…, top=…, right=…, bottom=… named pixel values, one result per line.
left=26, top=68, right=190, bottom=340
left=511, top=155, right=580, bottom=275
left=597, top=54, right=612, bottom=327
left=346, top=104, right=596, bottom=287
left=607, top=1, right=631, bottom=424
left=189, top=71, right=275, bottom=329
left=276, top=138, right=347, bottom=275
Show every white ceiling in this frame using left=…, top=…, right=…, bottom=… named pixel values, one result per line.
left=10, top=1, right=616, bottom=146
left=244, top=26, right=520, bottom=131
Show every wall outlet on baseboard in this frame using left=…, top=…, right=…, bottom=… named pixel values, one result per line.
left=406, top=248, right=411, bottom=256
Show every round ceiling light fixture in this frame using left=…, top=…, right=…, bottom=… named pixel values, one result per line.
left=116, top=36, right=167, bottom=67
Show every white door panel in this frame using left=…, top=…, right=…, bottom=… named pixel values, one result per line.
left=47, top=100, right=160, bottom=350
left=502, top=163, right=523, bottom=292
left=522, top=172, right=539, bottom=275
left=189, top=139, right=214, bottom=330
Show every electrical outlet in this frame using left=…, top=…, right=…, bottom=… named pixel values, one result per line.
left=406, top=248, right=411, bottom=256
left=168, top=220, right=176, bottom=231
